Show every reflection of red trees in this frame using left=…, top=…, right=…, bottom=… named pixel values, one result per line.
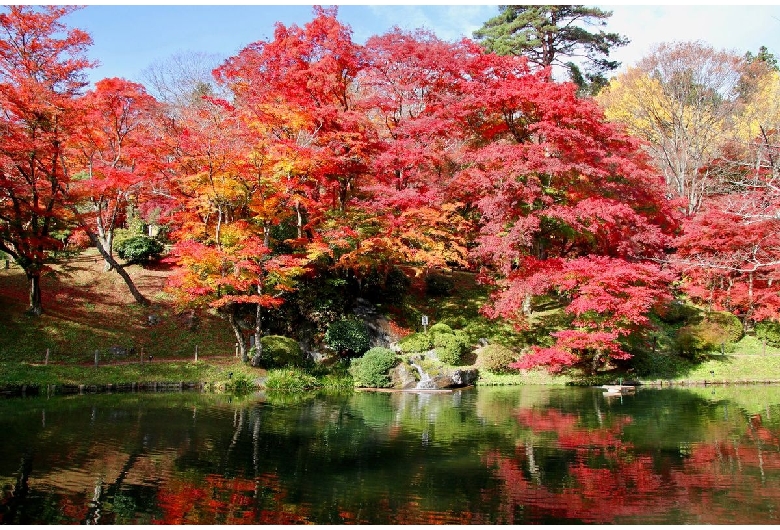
left=487, top=408, right=780, bottom=524
left=486, top=451, right=677, bottom=523
left=515, top=408, right=632, bottom=450
left=152, top=473, right=309, bottom=525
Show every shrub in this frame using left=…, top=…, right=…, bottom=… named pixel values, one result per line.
left=115, top=235, right=164, bottom=264
left=656, top=300, right=699, bottom=324
left=224, top=371, right=255, bottom=393
left=477, top=344, right=517, bottom=373
left=265, top=368, right=321, bottom=391
left=425, top=272, right=454, bottom=296
left=349, top=347, right=399, bottom=388
left=433, top=333, right=466, bottom=365
left=428, top=323, right=454, bottom=337
left=324, top=318, right=370, bottom=357
left=254, top=335, right=304, bottom=368
left=677, top=311, right=744, bottom=359
left=398, top=332, right=433, bottom=354
left=755, top=320, right=780, bottom=347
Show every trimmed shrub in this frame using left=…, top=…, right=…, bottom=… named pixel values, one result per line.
left=477, top=344, right=517, bottom=373
left=433, top=333, right=467, bottom=365
left=453, top=329, right=471, bottom=349
left=398, top=332, right=433, bottom=354
left=349, top=347, right=399, bottom=388
left=428, top=322, right=454, bottom=337
left=115, top=235, right=164, bottom=264
left=441, top=316, right=467, bottom=330
left=255, top=335, right=304, bottom=368
left=265, top=368, right=321, bottom=391
left=425, top=272, right=454, bottom=296
left=755, top=320, right=780, bottom=347
left=324, top=318, right=370, bottom=357
left=677, top=311, right=744, bottom=359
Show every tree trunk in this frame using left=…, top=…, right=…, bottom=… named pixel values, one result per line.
left=98, top=233, right=113, bottom=272
left=252, top=290, right=263, bottom=367
left=87, top=230, right=149, bottom=306
left=591, top=350, right=602, bottom=375
left=26, top=272, right=42, bottom=316
left=95, top=214, right=114, bottom=272
left=228, top=309, right=248, bottom=362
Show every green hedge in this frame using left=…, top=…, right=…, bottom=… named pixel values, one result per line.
left=433, top=334, right=463, bottom=365
left=755, top=320, right=780, bottom=347
left=254, top=335, right=304, bottom=368
left=398, top=332, right=433, bottom=354
left=677, top=311, right=744, bottom=359
left=115, top=235, right=164, bottom=264
left=428, top=323, right=454, bottom=337
left=477, top=344, right=517, bottom=373
left=349, top=347, right=399, bottom=388
left=265, top=368, right=321, bottom=391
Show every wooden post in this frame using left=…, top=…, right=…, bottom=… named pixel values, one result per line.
left=44, top=348, right=49, bottom=365
left=195, top=345, right=199, bottom=362
left=94, top=350, right=99, bottom=367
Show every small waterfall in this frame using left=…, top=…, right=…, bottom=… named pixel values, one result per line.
left=410, top=362, right=437, bottom=389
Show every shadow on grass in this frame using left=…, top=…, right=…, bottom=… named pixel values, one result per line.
left=0, top=251, right=236, bottom=365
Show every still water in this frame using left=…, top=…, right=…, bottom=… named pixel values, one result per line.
left=1, top=385, right=780, bottom=524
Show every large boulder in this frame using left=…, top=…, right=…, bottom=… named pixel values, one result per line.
left=393, top=355, right=478, bottom=389
left=425, top=368, right=479, bottom=389
left=353, top=298, right=405, bottom=348
left=390, top=363, right=419, bottom=389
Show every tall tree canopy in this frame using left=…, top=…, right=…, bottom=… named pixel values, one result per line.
left=0, top=6, right=683, bottom=374
left=0, top=6, right=93, bottom=315
left=473, top=5, right=628, bottom=91
left=597, top=41, right=745, bottom=214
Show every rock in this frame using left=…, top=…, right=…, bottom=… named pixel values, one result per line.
left=352, top=298, right=404, bottom=348
left=391, top=363, right=419, bottom=389
left=177, top=310, right=199, bottom=331
left=109, top=345, right=131, bottom=359
left=426, top=368, right=479, bottom=389
left=478, top=338, right=490, bottom=347
left=147, top=314, right=160, bottom=326
left=399, top=354, right=479, bottom=389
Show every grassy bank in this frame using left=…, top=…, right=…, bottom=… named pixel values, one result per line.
left=2, top=250, right=780, bottom=390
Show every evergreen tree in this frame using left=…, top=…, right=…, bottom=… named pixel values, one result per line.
left=473, top=5, right=628, bottom=91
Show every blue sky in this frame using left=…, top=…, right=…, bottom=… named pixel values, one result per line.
left=62, top=5, right=780, bottom=87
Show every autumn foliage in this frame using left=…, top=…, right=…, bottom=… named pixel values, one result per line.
left=0, top=6, right=713, bottom=373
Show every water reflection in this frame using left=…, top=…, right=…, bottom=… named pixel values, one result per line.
left=0, top=386, right=779, bottom=524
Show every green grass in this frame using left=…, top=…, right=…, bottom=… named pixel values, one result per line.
left=475, top=368, right=573, bottom=386
left=0, top=249, right=236, bottom=364
left=5, top=252, right=780, bottom=390
left=0, top=359, right=257, bottom=388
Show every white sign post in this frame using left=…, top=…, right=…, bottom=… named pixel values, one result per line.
left=422, top=315, right=429, bottom=333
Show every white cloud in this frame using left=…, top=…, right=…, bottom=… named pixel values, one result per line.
left=602, top=5, right=780, bottom=71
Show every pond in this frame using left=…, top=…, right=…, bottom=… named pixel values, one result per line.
left=1, top=385, right=780, bottom=524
